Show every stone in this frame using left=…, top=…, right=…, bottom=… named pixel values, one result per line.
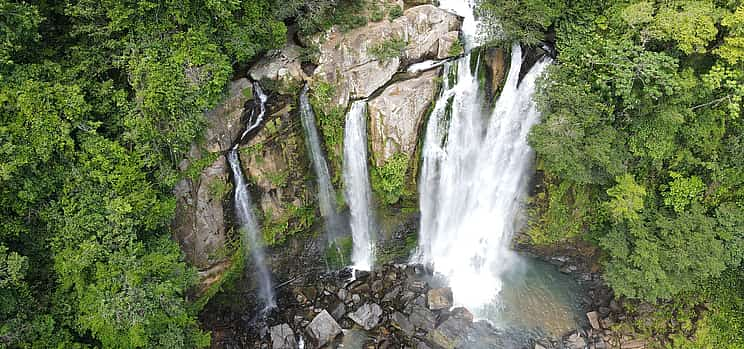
left=427, top=287, right=453, bottom=310
left=408, top=305, right=436, bottom=331
left=372, top=280, right=384, bottom=293
left=535, top=344, right=547, bottom=349
left=348, top=303, right=383, bottom=330
left=249, top=43, right=306, bottom=95
left=599, top=306, right=611, bottom=317
left=382, top=286, right=402, bottom=303
left=330, top=301, right=347, bottom=321
left=450, top=307, right=473, bottom=323
left=424, top=316, right=470, bottom=349
left=407, top=279, right=428, bottom=293
left=202, top=78, right=253, bottom=153
left=338, top=288, right=348, bottom=302
left=565, top=332, right=587, bottom=349
left=391, top=311, right=415, bottom=338
left=368, top=68, right=441, bottom=166
left=270, top=324, right=297, bottom=349
left=587, top=311, right=601, bottom=329
left=352, top=294, right=362, bottom=304
left=305, top=310, right=342, bottom=348
left=483, top=47, right=506, bottom=97
left=308, top=5, right=462, bottom=107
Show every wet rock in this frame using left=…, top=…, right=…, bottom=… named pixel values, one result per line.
left=382, top=286, right=401, bottom=304
left=621, top=339, right=647, bottom=349
left=565, top=332, right=586, bottom=349
left=408, top=304, right=437, bottom=331
left=305, top=310, right=342, bottom=348
left=535, top=344, right=547, bottom=349
left=337, top=288, right=348, bottom=302
left=427, top=287, right=453, bottom=310
left=352, top=294, right=362, bottom=304
left=368, top=68, right=441, bottom=166
left=425, top=316, right=470, bottom=349
left=450, top=307, right=473, bottom=323
left=270, top=324, right=297, bottom=349
left=587, top=311, right=601, bottom=329
left=391, top=311, right=415, bottom=338
left=330, top=301, right=347, bottom=321
left=348, top=303, right=383, bottom=330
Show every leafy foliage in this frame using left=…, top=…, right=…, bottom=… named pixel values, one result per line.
left=371, top=153, right=410, bottom=205
left=369, top=36, right=407, bottom=62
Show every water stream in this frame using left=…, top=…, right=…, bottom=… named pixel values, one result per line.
left=342, top=100, right=375, bottom=270
left=299, top=86, right=343, bottom=239
left=228, top=147, right=276, bottom=311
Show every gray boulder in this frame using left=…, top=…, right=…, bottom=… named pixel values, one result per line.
left=270, top=324, right=297, bottom=349
left=305, top=310, right=342, bottom=348
left=348, top=303, right=383, bottom=330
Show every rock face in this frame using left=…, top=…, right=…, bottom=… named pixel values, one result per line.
left=305, top=310, right=342, bottom=348
left=368, top=68, right=441, bottom=166
left=172, top=78, right=253, bottom=272
left=309, top=5, right=461, bottom=107
left=483, top=47, right=507, bottom=99
left=173, top=155, right=229, bottom=270
left=238, top=107, right=314, bottom=245
left=249, top=43, right=306, bottom=95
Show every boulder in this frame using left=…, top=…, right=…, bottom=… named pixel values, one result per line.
left=425, top=316, right=470, bottom=349
left=249, top=43, right=306, bottom=95
left=270, top=324, right=297, bottom=349
left=309, top=5, right=461, bottom=107
left=408, top=304, right=437, bottom=331
left=437, top=31, right=461, bottom=59
left=621, top=339, right=647, bottom=349
left=306, top=310, right=342, bottom=348
left=426, top=287, right=453, bottom=310
left=565, top=332, right=586, bottom=349
left=391, top=312, right=415, bottom=337
left=587, top=311, right=601, bottom=329
left=368, top=68, right=441, bottom=166
left=348, top=303, right=383, bottom=330
left=484, top=47, right=507, bottom=97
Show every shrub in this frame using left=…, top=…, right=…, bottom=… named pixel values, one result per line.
left=369, top=36, right=407, bottom=62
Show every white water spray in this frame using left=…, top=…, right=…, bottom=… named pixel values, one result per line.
left=418, top=44, right=550, bottom=311
left=343, top=100, right=375, bottom=270
left=237, top=82, right=268, bottom=142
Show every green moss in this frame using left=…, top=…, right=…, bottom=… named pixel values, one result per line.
left=241, top=85, right=254, bottom=100
left=189, top=238, right=245, bottom=313
left=266, top=170, right=289, bottom=188
left=324, top=236, right=353, bottom=269
left=207, top=179, right=232, bottom=198
left=448, top=37, right=464, bottom=56
left=371, top=152, right=410, bottom=205
left=370, top=6, right=385, bottom=22
left=388, top=4, right=403, bottom=19
left=262, top=204, right=316, bottom=246
left=308, top=81, right=345, bottom=184
left=370, top=36, right=407, bottom=62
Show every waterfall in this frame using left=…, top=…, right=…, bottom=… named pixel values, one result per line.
left=416, top=0, right=551, bottom=313
left=227, top=82, right=275, bottom=311
left=228, top=148, right=276, bottom=311
left=343, top=100, right=375, bottom=270
left=298, top=86, right=343, bottom=237
left=237, top=82, right=268, bottom=142
left=418, top=45, right=550, bottom=311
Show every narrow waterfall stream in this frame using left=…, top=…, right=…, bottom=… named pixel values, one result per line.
left=298, top=86, right=343, bottom=239
left=343, top=100, right=375, bottom=270
left=227, top=149, right=276, bottom=311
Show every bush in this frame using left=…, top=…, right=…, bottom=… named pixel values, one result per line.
left=369, top=36, right=407, bottom=62
left=371, top=153, right=410, bottom=205
left=388, top=5, right=403, bottom=19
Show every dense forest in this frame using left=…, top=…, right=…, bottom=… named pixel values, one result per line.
left=1, top=0, right=742, bottom=348
left=480, top=0, right=744, bottom=346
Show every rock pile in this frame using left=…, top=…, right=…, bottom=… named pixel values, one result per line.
left=254, top=264, right=520, bottom=349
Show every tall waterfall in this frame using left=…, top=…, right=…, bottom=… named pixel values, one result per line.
left=299, top=86, right=342, bottom=237
left=228, top=148, right=276, bottom=310
left=417, top=0, right=551, bottom=313
left=343, top=100, right=374, bottom=270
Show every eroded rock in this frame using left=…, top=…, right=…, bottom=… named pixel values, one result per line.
left=249, top=43, right=306, bottom=95
left=306, top=310, right=342, bottom=348
left=348, top=303, right=383, bottom=330
left=426, top=287, right=453, bottom=310
left=368, top=68, right=441, bottom=166
left=270, top=324, right=297, bottom=349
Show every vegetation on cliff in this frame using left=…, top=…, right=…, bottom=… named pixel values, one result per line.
left=480, top=0, right=744, bottom=346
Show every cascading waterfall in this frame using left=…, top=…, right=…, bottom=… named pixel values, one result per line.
left=226, top=82, right=276, bottom=311
left=417, top=0, right=552, bottom=314
left=228, top=148, right=276, bottom=311
left=342, top=100, right=375, bottom=270
left=298, top=86, right=343, bottom=237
